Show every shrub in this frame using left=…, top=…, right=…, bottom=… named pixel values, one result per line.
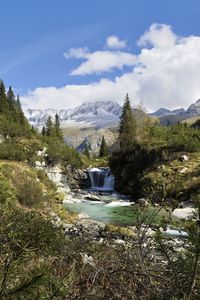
left=12, top=171, right=47, bottom=208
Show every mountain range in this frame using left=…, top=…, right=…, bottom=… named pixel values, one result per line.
left=25, top=101, right=122, bottom=129
left=24, top=99, right=200, bottom=129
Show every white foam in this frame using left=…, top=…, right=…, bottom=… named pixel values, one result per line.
left=105, top=201, right=132, bottom=207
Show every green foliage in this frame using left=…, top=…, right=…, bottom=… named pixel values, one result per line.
left=46, top=137, right=82, bottom=168
left=111, top=118, right=200, bottom=198
left=0, top=175, right=15, bottom=205
left=13, top=173, right=47, bottom=208
left=0, top=138, right=43, bottom=163
left=149, top=123, right=200, bottom=152
left=0, top=140, right=26, bottom=161
left=118, top=93, right=137, bottom=151
left=43, top=114, right=63, bottom=141
left=191, top=118, right=200, bottom=128
left=99, top=135, right=109, bottom=157
left=0, top=80, right=31, bottom=138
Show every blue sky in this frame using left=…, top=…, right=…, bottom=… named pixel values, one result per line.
left=1, top=0, right=200, bottom=110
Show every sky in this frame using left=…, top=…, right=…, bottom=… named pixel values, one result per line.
left=1, top=0, right=200, bottom=111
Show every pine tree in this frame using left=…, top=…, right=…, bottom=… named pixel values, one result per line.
left=118, top=93, right=137, bottom=152
left=99, top=136, right=109, bottom=157
left=7, top=86, right=16, bottom=111
left=54, top=113, right=63, bottom=141
left=16, top=95, right=21, bottom=109
left=0, top=80, right=9, bottom=113
left=41, top=126, right=46, bottom=136
left=45, top=116, right=54, bottom=137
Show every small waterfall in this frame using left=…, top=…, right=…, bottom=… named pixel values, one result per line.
left=88, top=168, right=115, bottom=191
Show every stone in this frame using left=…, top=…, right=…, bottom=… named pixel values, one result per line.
left=179, top=167, right=188, bottom=174
left=81, top=253, right=95, bottom=267
left=78, top=213, right=90, bottom=220
left=85, top=194, right=101, bottom=201
left=137, top=198, right=149, bottom=207
left=179, top=155, right=189, bottom=162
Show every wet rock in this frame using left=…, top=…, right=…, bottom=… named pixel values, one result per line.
left=85, top=194, right=101, bottom=201
left=78, top=213, right=90, bottom=220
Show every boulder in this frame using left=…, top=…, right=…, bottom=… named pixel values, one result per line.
left=85, top=194, right=101, bottom=201
left=179, top=155, right=189, bottom=162
left=137, top=198, right=149, bottom=207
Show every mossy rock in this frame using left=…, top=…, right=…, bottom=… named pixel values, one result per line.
left=104, top=224, right=135, bottom=237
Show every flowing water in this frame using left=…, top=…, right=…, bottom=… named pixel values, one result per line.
left=65, top=197, right=139, bottom=226
left=88, top=168, right=115, bottom=192
left=64, top=168, right=183, bottom=230
left=65, top=168, right=138, bottom=226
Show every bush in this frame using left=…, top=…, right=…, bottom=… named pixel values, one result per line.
left=46, top=137, right=83, bottom=168
left=12, top=171, right=47, bottom=208
left=0, top=141, right=26, bottom=161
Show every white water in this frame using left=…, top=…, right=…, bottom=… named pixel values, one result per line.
left=105, top=201, right=132, bottom=207
left=88, top=168, right=115, bottom=192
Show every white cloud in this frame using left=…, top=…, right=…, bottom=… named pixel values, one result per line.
left=64, top=48, right=136, bottom=75
left=22, top=24, right=200, bottom=111
left=137, top=23, right=177, bottom=49
left=64, top=47, right=89, bottom=59
left=106, top=35, right=126, bottom=49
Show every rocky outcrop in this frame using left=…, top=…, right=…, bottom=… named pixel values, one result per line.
left=45, top=164, right=71, bottom=193
left=63, top=165, right=89, bottom=189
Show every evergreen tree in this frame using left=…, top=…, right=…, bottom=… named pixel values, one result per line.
left=45, top=116, right=54, bottom=137
left=41, top=126, right=46, bottom=136
left=99, top=136, right=109, bottom=157
left=7, top=86, right=16, bottom=111
left=0, top=80, right=9, bottom=113
left=118, top=93, right=137, bottom=152
left=54, top=113, right=63, bottom=141
left=16, top=95, right=21, bottom=109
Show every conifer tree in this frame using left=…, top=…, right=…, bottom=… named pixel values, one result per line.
left=16, top=95, right=21, bottom=108
left=41, top=126, right=46, bottom=136
left=118, top=93, right=137, bottom=152
left=0, top=80, right=9, bottom=113
left=99, top=136, right=109, bottom=157
left=7, top=86, right=16, bottom=111
left=45, top=116, right=54, bottom=137
left=54, top=113, right=63, bottom=141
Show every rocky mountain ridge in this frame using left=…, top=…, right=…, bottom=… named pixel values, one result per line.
left=151, top=99, right=200, bottom=117
left=25, top=101, right=122, bottom=129
left=25, top=99, right=200, bottom=129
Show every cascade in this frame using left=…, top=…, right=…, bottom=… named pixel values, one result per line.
left=88, top=168, right=115, bottom=191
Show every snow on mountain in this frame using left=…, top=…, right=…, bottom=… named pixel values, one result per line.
left=150, top=108, right=173, bottom=117
left=151, top=99, right=200, bottom=117
left=187, top=99, right=200, bottom=115
left=25, top=98, right=200, bottom=129
left=24, top=101, right=122, bottom=128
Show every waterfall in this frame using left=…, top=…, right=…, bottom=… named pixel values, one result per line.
left=88, top=168, right=115, bottom=191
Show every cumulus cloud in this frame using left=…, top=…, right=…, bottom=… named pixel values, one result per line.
left=106, top=35, right=126, bottom=49
left=22, top=24, right=200, bottom=111
left=64, top=48, right=136, bottom=75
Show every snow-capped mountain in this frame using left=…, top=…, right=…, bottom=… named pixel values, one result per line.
left=151, top=99, right=200, bottom=117
left=25, top=98, right=200, bottom=129
left=24, top=101, right=122, bottom=128
left=187, top=99, right=200, bottom=115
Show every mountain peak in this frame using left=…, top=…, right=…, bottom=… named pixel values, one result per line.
left=25, top=100, right=122, bottom=128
